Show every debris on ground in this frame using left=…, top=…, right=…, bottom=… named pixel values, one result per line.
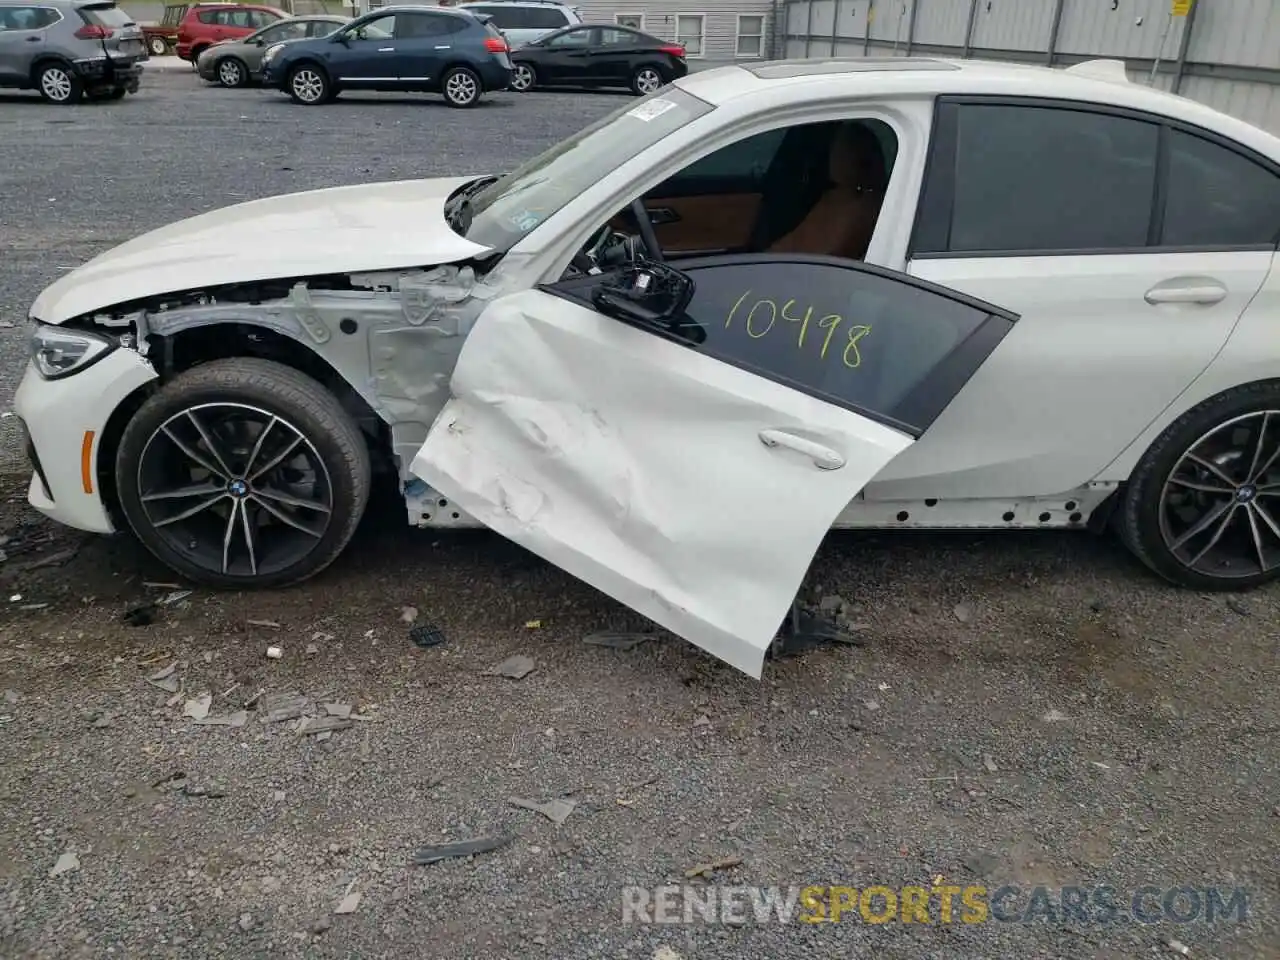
left=953, top=603, right=973, bottom=623
left=2, top=689, right=18, bottom=704
left=484, top=655, right=535, bottom=680
left=1226, top=597, right=1250, bottom=617
left=261, top=693, right=308, bottom=723
left=413, top=833, right=514, bottom=865
left=582, top=632, right=653, bottom=651
left=324, top=703, right=352, bottom=719
left=146, top=663, right=180, bottom=694
left=265, top=646, right=283, bottom=660
left=91, top=714, right=113, bottom=729
left=298, top=716, right=352, bottom=736
left=49, top=851, right=79, bottom=877
left=524, top=619, right=542, bottom=629
left=123, top=590, right=191, bottom=627
left=509, top=796, right=576, bottom=825
left=400, top=606, right=419, bottom=623
left=22, top=547, right=78, bottom=570
left=1042, top=708, right=1070, bottom=722
left=1166, top=939, right=1191, bottom=956
left=652, top=948, right=685, bottom=960
left=409, top=624, right=446, bottom=648
left=334, top=881, right=361, bottom=915
left=182, top=694, right=212, bottom=721
left=305, top=643, right=320, bottom=656
left=684, top=855, right=743, bottom=879
left=194, top=711, right=248, bottom=728
left=181, top=782, right=226, bottom=799
left=983, top=754, right=998, bottom=772
left=248, top=619, right=281, bottom=629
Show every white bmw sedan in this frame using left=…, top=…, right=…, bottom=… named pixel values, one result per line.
left=16, top=56, right=1280, bottom=676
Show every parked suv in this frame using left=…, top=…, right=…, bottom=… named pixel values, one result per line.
left=175, top=1, right=286, bottom=62
left=456, top=0, right=580, bottom=49
left=261, top=6, right=511, bottom=108
left=0, top=0, right=145, bottom=103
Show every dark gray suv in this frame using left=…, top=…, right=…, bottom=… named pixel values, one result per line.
left=0, top=0, right=145, bottom=103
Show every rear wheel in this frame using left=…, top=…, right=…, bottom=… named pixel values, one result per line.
left=441, top=65, right=480, bottom=107
left=287, top=63, right=330, bottom=104
left=510, top=62, right=535, bottom=92
left=148, top=35, right=168, bottom=56
left=1120, top=381, right=1280, bottom=590
left=630, top=64, right=663, bottom=96
left=37, top=63, right=82, bottom=104
left=114, top=358, right=371, bottom=589
left=217, top=57, right=248, bottom=88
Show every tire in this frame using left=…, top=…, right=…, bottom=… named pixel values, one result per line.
left=36, top=63, right=82, bottom=104
left=216, top=57, right=248, bottom=88
left=148, top=35, right=168, bottom=56
left=509, top=62, right=535, bottom=92
left=440, top=65, right=481, bottom=108
left=630, top=64, right=664, bottom=96
left=287, top=63, right=330, bottom=104
left=114, top=358, right=372, bottom=589
left=1118, top=380, right=1280, bottom=591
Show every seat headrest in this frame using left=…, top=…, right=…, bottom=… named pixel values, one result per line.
left=828, top=122, right=887, bottom=191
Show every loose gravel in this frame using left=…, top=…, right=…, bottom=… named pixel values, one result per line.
left=0, top=67, right=1278, bottom=960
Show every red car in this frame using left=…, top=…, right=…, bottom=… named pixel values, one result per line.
left=175, top=2, right=288, bottom=62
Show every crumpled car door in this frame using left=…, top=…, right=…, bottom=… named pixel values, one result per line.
left=413, top=254, right=1019, bottom=677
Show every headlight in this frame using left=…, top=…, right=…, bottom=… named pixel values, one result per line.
left=262, top=42, right=284, bottom=63
left=29, top=323, right=114, bottom=380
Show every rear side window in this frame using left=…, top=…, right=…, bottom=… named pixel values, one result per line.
left=524, top=6, right=567, bottom=28
left=196, top=9, right=217, bottom=23
left=80, top=2, right=133, bottom=26
left=1160, top=129, right=1280, bottom=247
left=397, top=12, right=457, bottom=37
left=944, top=104, right=1158, bottom=254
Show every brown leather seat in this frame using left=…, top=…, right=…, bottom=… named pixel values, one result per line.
left=767, top=122, right=887, bottom=260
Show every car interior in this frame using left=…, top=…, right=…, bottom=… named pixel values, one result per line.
left=589, top=118, right=898, bottom=268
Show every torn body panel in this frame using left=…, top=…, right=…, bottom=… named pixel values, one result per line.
left=410, top=288, right=917, bottom=678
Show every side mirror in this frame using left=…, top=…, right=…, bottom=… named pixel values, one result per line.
left=592, top=262, right=699, bottom=341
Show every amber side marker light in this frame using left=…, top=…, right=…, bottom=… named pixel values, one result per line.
left=81, top=430, right=96, bottom=495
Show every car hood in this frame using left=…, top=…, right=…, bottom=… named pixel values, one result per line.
left=31, top=176, right=494, bottom=325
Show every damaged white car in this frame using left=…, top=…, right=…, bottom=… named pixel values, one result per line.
left=17, top=57, right=1280, bottom=677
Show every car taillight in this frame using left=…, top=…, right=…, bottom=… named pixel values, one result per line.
left=659, top=44, right=685, bottom=57
left=75, top=24, right=115, bottom=39
left=483, top=36, right=508, bottom=53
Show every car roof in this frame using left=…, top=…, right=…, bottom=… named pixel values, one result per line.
left=458, top=1, right=574, bottom=7
left=674, top=56, right=1280, bottom=161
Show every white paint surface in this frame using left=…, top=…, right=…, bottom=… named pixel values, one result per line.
left=412, top=288, right=913, bottom=678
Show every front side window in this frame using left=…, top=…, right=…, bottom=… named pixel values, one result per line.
left=351, top=13, right=394, bottom=38
left=462, top=86, right=715, bottom=251
left=599, top=27, right=638, bottom=45
left=305, top=18, right=342, bottom=36
left=1160, top=129, right=1280, bottom=247
left=546, top=26, right=590, bottom=47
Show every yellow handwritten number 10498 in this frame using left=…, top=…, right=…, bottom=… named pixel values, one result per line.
left=726, top=291, right=871, bottom=368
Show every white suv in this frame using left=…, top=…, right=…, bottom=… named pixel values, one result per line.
left=455, top=0, right=580, bottom=48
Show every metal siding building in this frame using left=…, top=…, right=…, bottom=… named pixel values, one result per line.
left=575, top=0, right=779, bottom=63
left=780, top=0, right=1280, bottom=136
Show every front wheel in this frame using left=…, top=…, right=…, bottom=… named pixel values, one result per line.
left=509, top=62, right=535, bottom=92
left=441, top=65, right=481, bottom=108
left=287, top=63, right=330, bottom=104
left=217, top=58, right=248, bottom=88
left=114, top=358, right=372, bottom=589
left=1119, top=381, right=1280, bottom=590
left=630, top=65, right=664, bottom=96
left=148, top=36, right=168, bottom=56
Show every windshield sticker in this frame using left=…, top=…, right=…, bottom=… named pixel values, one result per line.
left=510, top=211, right=542, bottom=232
left=627, top=98, right=679, bottom=122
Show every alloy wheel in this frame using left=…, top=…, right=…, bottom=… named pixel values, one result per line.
left=135, top=403, right=334, bottom=578
left=511, top=63, right=533, bottom=91
left=635, top=67, right=662, bottom=94
left=40, top=67, right=73, bottom=103
left=1158, top=410, right=1280, bottom=580
left=291, top=68, right=324, bottom=103
left=218, top=60, right=244, bottom=87
left=445, top=69, right=478, bottom=105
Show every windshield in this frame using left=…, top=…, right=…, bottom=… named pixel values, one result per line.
left=461, top=86, right=714, bottom=251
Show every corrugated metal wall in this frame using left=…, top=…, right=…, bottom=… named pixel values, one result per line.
left=781, top=0, right=1280, bottom=136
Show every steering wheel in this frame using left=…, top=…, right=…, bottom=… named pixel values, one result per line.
left=629, top=198, right=663, bottom=262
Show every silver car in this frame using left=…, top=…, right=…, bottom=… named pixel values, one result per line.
left=455, top=0, right=580, bottom=49
left=0, top=0, right=145, bottom=102
left=196, top=12, right=345, bottom=87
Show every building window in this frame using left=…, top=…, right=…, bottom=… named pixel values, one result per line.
left=675, top=13, right=704, bottom=57
left=615, top=12, right=643, bottom=30
left=735, top=14, right=764, bottom=58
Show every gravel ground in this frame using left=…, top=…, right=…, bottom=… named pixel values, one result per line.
left=1, top=67, right=1279, bottom=960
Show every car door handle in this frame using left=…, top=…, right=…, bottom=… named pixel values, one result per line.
left=1144, top=281, right=1227, bottom=305
left=26, top=35, right=40, bottom=41
left=759, top=429, right=846, bottom=471
left=647, top=207, right=680, bottom=225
